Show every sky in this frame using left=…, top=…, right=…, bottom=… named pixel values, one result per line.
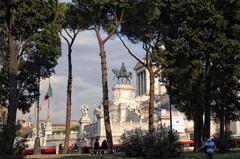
left=17, top=29, right=145, bottom=124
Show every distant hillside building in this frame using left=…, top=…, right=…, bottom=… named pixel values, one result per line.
left=51, top=120, right=79, bottom=133
left=52, top=123, right=65, bottom=133
left=29, top=120, right=78, bottom=148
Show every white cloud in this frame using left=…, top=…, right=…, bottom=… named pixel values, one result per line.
left=61, top=31, right=98, bottom=47
left=59, top=0, right=72, bottom=3
left=17, top=30, right=144, bottom=124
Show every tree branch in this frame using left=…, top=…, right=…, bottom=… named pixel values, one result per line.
left=60, top=30, right=70, bottom=46
left=154, top=67, right=161, bottom=75
left=87, top=27, right=95, bottom=31
left=64, top=28, right=73, bottom=39
left=17, top=34, right=35, bottom=64
left=95, top=25, right=103, bottom=44
left=103, top=9, right=124, bottom=44
left=17, top=74, right=34, bottom=100
left=70, top=29, right=81, bottom=46
left=143, top=43, right=151, bottom=66
left=103, top=22, right=120, bottom=44
left=116, top=33, right=146, bottom=67
left=120, top=8, right=124, bottom=22
left=17, top=40, right=25, bottom=64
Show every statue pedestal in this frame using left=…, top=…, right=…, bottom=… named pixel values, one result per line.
left=79, top=117, right=91, bottom=135
left=45, top=122, right=52, bottom=135
left=110, top=84, right=136, bottom=123
left=78, top=117, right=91, bottom=152
left=112, top=84, right=135, bottom=106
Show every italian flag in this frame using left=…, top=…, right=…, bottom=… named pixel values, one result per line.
left=44, top=82, right=53, bottom=100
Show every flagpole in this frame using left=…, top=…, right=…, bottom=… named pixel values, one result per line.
left=34, top=101, right=36, bottom=123
left=34, top=77, right=41, bottom=154
left=47, top=77, right=50, bottom=122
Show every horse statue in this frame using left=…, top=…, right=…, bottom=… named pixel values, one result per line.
left=112, top=62, right=132, bottom=84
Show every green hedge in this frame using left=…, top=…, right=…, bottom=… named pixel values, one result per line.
left=121, top=125, right=181, bottom=159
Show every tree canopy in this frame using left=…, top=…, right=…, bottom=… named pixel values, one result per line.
left=155, top=0, right=240, bottom=149
left=0, top=0, right=61, bottom=155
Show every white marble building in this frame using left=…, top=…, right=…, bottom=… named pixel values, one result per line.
left=27, top=63, right=240, bottom=150
left=77, top=63, right=200, bottom=149
left=29, top=121, right=78, bottom=149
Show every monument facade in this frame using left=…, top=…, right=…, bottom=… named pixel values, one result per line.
left=77, top=62, right=207, bottom=149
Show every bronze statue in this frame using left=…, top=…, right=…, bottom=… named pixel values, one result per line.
left=112, top=62, right=132, bottom=84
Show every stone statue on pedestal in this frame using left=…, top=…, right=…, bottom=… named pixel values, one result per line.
left=94, top=104, right=104, bottom=118
left=81, top=104, right=89, bottom=119
left=112, top=62, right=132, bottom=84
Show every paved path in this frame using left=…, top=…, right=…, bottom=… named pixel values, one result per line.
left=24, top=154, right=121, bottom=159
left=25, top=154, right=81, bottom=159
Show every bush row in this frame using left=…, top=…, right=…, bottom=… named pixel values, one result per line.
left=120, top=125, right=181, bottom=159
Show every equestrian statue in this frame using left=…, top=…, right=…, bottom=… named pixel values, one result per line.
left=112, top=62, right=132, bottom=84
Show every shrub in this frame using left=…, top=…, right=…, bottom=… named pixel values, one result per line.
left=121, top=128, right=147, bottom=157
left=213, top=131, right=236, bottom=152
left=121, top=125, right=181, bottom=158
left=0, top=122, right=27, bottom=159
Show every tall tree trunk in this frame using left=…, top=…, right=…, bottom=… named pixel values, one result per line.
left=64, top=46, right=73, bottom=154
left=168, top=77, right=173, bottom=134
left=219, top=104, right=225, bottom=152
left=204, top=106, right=210, bottom=137
left=95, top=26, right=113, bottom=149
left=60, top=29, right=79, bottom=154
left=148, top=67, right=155, bottom=132
left=219, top=104, right=225, bottom=140
left=204, top=52, right=210, bottom=138
left=193, top=112, right=203, bottom=150
left=117, top=36, right=157, bottom=133
left=225, top=118, right=230, bottom=132
left=3, top=5, right=18, bottom=154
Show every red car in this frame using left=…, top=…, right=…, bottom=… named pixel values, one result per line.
left=20, top=149, right=34, bottom=155
left=20, top=146, right=57, bottom=155
left=233, top=137, right=240, bottom=143
left=81, top=146, right=92, bottom=153
left=177, top=140, right=194, bottom=152
left=231, top=134, right=240, bottom=147
left=41, top=146, right=56, bottom=154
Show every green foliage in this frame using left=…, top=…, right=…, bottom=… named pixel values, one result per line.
left=16, top=130, right=32, bottom=139
left=70, top=125, right=79, bottom=132
left=75, top=0, right=131, bottom=33
left=0, top=0, right=59, bottom=39
left=0, top=0, right=62, bottom=155
left=59, top=3, right=89, bottom=31
left=0, top=25, right=61, bottom=113
left=143, top=127, right=180, bottom=159
left=121, top=128, right=146, bottom=157
left=121, top=126, right=180, bottom=159
left=213, top=131, right=236, bottom=153
left=16, top=121, right=32, bottom=138
left=22, top=25, right=61, bottom=77
left=156, top=0, right=240, bottom=128
left=179, top=152, right=240, bottom=159
left=0, top=1, right=61, bottom=113
left=0, top=122, right=27, bottom=159
left=156, top=0, right=221, bottom=118
left=120, top=0, right=162, bottom=44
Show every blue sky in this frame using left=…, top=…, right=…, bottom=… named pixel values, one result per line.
left=17, top=28, right=144, bottom=124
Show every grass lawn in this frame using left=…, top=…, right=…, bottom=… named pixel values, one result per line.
left=177, top=151, right=240, bottom=159
left=25, top=151, right=240, bottom=159
left=60, top=151, right=240, bottom=159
